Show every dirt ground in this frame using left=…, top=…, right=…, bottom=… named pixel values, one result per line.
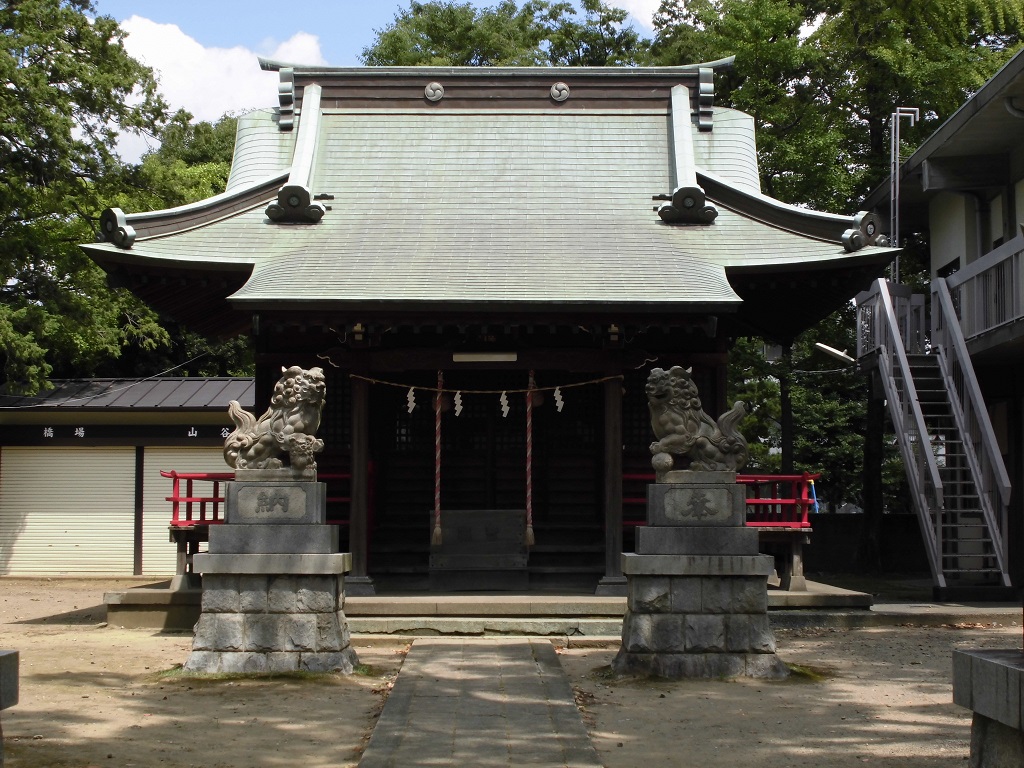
left=1, top=578, right=1021, bottom=768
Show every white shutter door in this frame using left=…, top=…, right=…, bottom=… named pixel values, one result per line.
left=142, top=447, right=227, bottom=576
left=0, top=447, right=135, bottom=575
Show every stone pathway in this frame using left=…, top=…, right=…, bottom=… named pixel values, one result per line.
left=358, top=638, right=603, bottom=767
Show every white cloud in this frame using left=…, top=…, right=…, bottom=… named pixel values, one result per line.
left=115, top=16, right=326, bottom=160
left=617, top=0, right=660, bottom=30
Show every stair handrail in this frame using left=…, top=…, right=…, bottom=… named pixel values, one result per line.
left=932, top=278, right=1012, bottom=571
left=870, top=279, right=946, bottom=583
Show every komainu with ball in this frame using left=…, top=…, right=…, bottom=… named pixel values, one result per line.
left=223, top=366, right=326, bottom=478
left=646, top=366, right=748, bottom=478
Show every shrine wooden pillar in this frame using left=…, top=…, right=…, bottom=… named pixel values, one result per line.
left=596, top=372, right=626, bottom=595
left=347, top=371, right=375, bottom=595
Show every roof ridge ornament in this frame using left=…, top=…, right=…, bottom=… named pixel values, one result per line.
left=656, top=85, right=718, bottom=225
left=98, top=208, right=135, bottom=249
left=842, top=211, right=888, bottom=252
left=697, top=67, right=715, bottom=132
left=266, top=84, right=326, bottom=223
left=278, top=68, right=295, bottom=131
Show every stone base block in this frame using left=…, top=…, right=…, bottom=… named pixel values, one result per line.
left=970, top=713, right=1024, bottom=768
left=209, top=524, right=339, bottom=555
left=953, top=649, right=1024, bottom=731
left=622, top=553, right=774, bottom=577
left=636, top=526, right=760, bottom=555
left=611, top=649, right=788, bottom=680
left=193, top=552, right=351, bottom=575
left=620, top=609, right=775, bottom=654
left=626, top=574, right=769, bottom=615
left=184, top=648, right=358, bottom=675
left=186, top=574, right=357, bottom=675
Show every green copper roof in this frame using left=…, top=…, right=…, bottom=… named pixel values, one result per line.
left=83, top=66, right=895, bottom=328
left=85, top=107, right=891, bottom=313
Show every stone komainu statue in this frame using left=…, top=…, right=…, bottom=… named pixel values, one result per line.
left=646, top=366, right=749, bottom=475
left=223, top=366, right=326, bottom=477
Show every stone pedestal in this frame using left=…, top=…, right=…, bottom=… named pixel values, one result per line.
left=612, top=472, right=788, bottom=679
left=953, top=649, right=1024, bottom=767
left=184, top=479, right=358, bottom=674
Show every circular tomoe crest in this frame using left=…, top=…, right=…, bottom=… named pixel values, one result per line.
left=425, top=82, right=445, bottom=102
left=550, top=82, right=570, bottom=102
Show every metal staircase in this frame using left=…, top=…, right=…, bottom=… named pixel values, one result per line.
left=857, top=278, right=1011, bottom=593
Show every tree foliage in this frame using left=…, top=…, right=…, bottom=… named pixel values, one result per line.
left=650, top=0, right=1024, bottom=209
left=96, top=109, right=253, bottom=380
left=361, top=0, right=648, bottom=67
left=1, top=0, right=169, bottom=394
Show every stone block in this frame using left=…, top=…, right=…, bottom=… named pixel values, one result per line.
left=193, top=552, right=352, bottom=575
left=220, top=652, right=269, bottom=675
left=666, top=653, right=747, bottom=680
left=622, top=613, right=655, bottom=653
left=637, top=526, right=759, bottom=555
left=669, top=577, right=702, bottom=613
left=337, top=613, right=351, bottom=649
left=316, top=613, right=343, bottom=652
left=238, top=575, right=269, bottom=612
left=962, top=650, right=1024, bottom=731
left=297, top=576, right=337, bottom=613
left=971, top=713, right=1024, bottom=768
left=647, top=480, right=745, bottom=527
left=268, top=576, right=297, bottom=612
left=701, top=578, right=733, bottom=613
left=209, top=524, right=339, bottom=554
left=732, top=578, right=768, bottom=613
left=684, top=614, right=726, bottom=652
left=953, top=649, right=974, bottom=710
left=283, top=614, right=317, bottom=652
left=266, top=652, right=300, bottom=674
left=246, top=614, right=282, bottom=652
left=200, top=575, right=240, bottom=612
left=622, top=553, right=774, bottom=577
left=192, top=614, right=244, bottom=652
left=183, top=650, right=222, bottom=673
left=744, top=653, right=789, bottom=679
left=722, top=614, right=775, bottom=653
left=300, top=649, right=358, bottom=674
left=226, top=481, right=327, bottom=525
left=628, top=576, right=670, bottom=613
left=649, top=614, right=687, bottom=653
left=0, top=649, right=18, bottom=710
left=747, top=614, right=777, bottom=653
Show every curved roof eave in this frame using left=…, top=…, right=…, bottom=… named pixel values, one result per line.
left=257, top=57, right=737, bottom=77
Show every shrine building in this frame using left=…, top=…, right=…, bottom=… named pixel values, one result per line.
left=79, top=60, right=896, bottom=594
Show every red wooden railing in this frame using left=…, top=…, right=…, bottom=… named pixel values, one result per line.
left=163, top=470, right=357, bottom=527
left=163, top=470, right=232, bottom=526
left=623, top=471, right=820, bottom=529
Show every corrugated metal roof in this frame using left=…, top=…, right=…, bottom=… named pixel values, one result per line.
left=0, top=378, right=255, bottom=411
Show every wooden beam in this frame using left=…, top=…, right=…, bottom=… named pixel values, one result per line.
left=347, top=372, right=374, bottom=595
left=597, top=372, right=626, bottom=595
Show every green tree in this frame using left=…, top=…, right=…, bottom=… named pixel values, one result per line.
left=109, top=109, right=237, bottom=212
left=651, top=0, right=1024, bottom=208
left=361, top=1, right=546, bottom=66
left=539, top=0, right=649, bottom=65
left=1, top=0, right=169, bottom=394
left=96, top=110, right=253, bottom=379
left=361, top=0, right=648, bottom=67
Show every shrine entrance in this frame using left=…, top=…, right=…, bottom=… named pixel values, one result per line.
left=366, top=369, right=604, bottom=588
